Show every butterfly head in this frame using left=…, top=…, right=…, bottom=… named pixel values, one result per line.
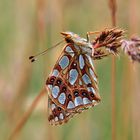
left=61, top=31, right=80, bottom=43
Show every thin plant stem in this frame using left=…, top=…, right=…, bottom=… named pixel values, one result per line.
left=129, top=0, right=139, bottom=139
left=9, top=88, right=46, bottom=140
left=108, top=0, right=117, bottom=140
left=109, top=0, right=117, bottom=27
left=111, top=56, right=116, bottom=140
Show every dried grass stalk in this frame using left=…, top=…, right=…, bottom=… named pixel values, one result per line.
left=92, top=28, right=124, bottom=60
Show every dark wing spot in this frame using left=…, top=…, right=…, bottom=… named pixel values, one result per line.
left=56, top=79, right=62, bottom=85
left=68, top=94, right=72, bottom=99
left=74, top=91, right=79, bottom=97
left=62, top=86, right=67, bottom=92
left=90, top=93, right=95, bottom=98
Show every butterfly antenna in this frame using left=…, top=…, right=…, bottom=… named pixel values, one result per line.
left=29, top=40, right=64, bottom=62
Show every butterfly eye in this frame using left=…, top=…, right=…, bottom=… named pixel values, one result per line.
left=74, top=91, right=79, bottom=97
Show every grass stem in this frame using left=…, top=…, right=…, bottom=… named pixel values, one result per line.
left=108, top=0, right=117, bottom=140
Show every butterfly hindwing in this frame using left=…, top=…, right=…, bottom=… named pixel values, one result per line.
left=48, top=97, right=75, bottom=125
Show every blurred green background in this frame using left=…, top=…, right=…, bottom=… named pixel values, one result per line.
left=0, top=0, right=140, bottom=140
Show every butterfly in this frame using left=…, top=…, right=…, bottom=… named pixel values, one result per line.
left=29, top=29, right=124, bottom=125
left=45, top=32, right=101, bottom=125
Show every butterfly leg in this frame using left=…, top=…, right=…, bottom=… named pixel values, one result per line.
left=86, top=31, right=101, bottom=56
left=86, top=31, right=100, bottom=43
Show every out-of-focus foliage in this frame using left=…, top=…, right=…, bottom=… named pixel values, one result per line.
left=0, top=0, right=140, bottom=140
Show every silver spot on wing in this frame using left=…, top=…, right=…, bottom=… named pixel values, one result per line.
left=74, top=96, right=83, bottom=106
left=87, top=87, right=96, bottom=94
left=89, top=68, right=97, bottom=82
left=59, top=56, right=69, bottom=69
left=67, top=101, right=75, bottom=109
left=92, top=100, right=98, bottom=105
left=58, top=92, right=66, bottom=105
left=65, top=46, right=73, bottom=52
left=69, top=69, right=78, bottom=85
left=59, top=113, right=64, bottom=120
left=52, top=69, right=59, bottom=77
left=48, top=84, right=52, bottom=90
left=83, top=97, right=91, bottom=105
left=65, top=46, right=74, bottom=57
left=85, top=54, right=94, bottom=67
left=82, top=74, right=91, bottom=84
left=52, top=86, right=60, bottom=98
left=79, top=80, right=82, bottom=85
left=51, top=104, right=56, bottom=110
left=54, top=117, right=58, bottom=122
left=79, top=55, right=85, bottom=69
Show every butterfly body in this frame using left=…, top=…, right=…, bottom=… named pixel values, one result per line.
left=61, top=31, right=92, bottom=47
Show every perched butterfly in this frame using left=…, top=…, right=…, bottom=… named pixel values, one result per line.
left=29, top=29, right=124, bottom=125
left=46, top=32, right=101, bottom=125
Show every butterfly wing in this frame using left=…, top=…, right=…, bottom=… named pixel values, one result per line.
left=46, top=43, right=101, bottom=125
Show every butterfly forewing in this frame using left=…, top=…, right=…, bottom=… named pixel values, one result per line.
left=46, top=44, right=77, bottom=112
left=46, top=43, right=101, bottom=125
